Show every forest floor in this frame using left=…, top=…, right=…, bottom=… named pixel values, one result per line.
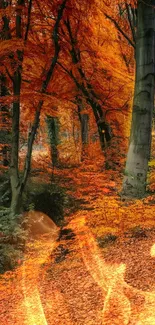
left=1, top=154, right=155, bottom=325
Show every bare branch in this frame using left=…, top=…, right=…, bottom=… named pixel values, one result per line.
left=105, top=13, right=135, bottom=49
left=125, top=3, right=136, bottom=45
left=3, top=63, right=13, bottom=82
left=24, top=0, right=33, bottom=42
left=41, top=0, right=68, bottom=91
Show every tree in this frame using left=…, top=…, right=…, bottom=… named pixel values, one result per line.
left=46, top=115, right=60, bottom=169
left=33, top=0, right=132, bottom=161
left=0, top=0, right=12, bottom=167
left=122, top=0, right=155, bottom=197
left=56, top=1, right=131, bottom=150
left=0, top=0, right=135, bottom=215
left=0, top=0, right=68, bottom=217
left=104, top=0, right=136, bottom=67
left=76, top=97, right=89, bottom=146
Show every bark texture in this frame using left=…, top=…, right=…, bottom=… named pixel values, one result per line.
left=122, top=0, right=155, bottom=197
left=46, top=116, right=60, bottom=167
left=0, top=0, right=11, bottom=166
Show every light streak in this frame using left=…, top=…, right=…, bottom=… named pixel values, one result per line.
left=69, top=217, right=155, bottom=324
left=17, top=213, right=155, bottom=325
left=21, top=212, right=59, bottom=325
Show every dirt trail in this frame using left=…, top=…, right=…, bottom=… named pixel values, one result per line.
left=1, top=160, right=155, bottom=324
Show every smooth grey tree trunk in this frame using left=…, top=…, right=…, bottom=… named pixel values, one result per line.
left=122, top=0, right=155, bottom=197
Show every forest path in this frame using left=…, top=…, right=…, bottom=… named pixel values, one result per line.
left=39, top=158, right=155, bottom=324
left=1, top=159, right=155, bottom=324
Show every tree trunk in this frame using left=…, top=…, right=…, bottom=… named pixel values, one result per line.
left=77, top=98, right=89, bottom=145
left=46, top=116, right=60, bottom=167
left=10, top=87, right=21, bottom=217
left=10, top=184, right=22, bottom=218
left=0, top=1, right=11, bottom=167
left=81, top=114, right=89, bottom=145
left=122, top=0, right=155, bottom=197
left=10, top=0, right=24, bottom=217
left=8, top=0, right=67, bottom=218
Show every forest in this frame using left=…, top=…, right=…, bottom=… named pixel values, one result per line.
left=0, top=0, right=155, bottom=324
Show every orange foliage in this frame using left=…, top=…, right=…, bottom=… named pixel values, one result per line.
left=3, top=2, right=155, bottom=323
left=1, top=151, right=155, bottom=324
left=0, top=0, right=134, bottom=150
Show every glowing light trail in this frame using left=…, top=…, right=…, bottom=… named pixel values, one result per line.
left=70, top=217, right=155, bottom=325
left=21, top=212, right=59, bottom=325
left=17, top=213, right=155, bottom=325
